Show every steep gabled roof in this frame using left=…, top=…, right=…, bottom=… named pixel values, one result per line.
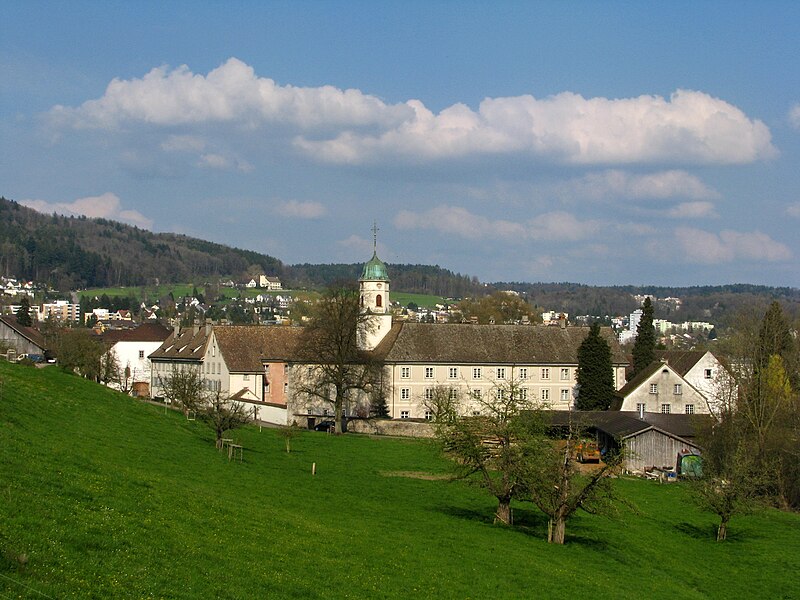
left=0, top=316, right=47, bottom=351
left=374, top=322, right=627, bottom=365
left=148, top=327, right=210, bottom=362
left=614, top=360, right=667, bottom=398
left=654, top=350, right=707, bottom=376
left=213, top=325, right=306, bottom=372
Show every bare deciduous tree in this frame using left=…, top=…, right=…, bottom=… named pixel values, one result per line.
left=199, top=390, right=253, bottom=449
left=526, top=414, right=624, bottom=544
left=293, top=287, right=383, bottom=433
left=158, top=366, right=206, bottom=414
left=439, top=373, right=536, bottom=525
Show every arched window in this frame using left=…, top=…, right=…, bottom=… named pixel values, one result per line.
left=376, top=294, right=382, bottom=308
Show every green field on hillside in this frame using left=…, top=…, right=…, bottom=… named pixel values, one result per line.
left=1, top=362, right=799, bottom=599
left=391, top=292, right=449, bottom=309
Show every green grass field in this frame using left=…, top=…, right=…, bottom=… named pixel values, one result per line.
left=1, top=362, right=799, bottom=599
left=391, top=292, right=449, bottom=309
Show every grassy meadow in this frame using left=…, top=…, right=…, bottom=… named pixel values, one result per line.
left=1, top=361, right=799, bottom=599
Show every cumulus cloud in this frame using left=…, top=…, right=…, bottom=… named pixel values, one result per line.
left=789, top=103, right=800, bottom=130
left=48, top=57, right=412, bottom=130
left=297, top=90, right=775, bottom=166
left=394, top=205, right=601, bottom=242
left=277, top=200, right=327, bottom=219
left=673, top=227, right=791, bottom=264
left=47, top=58, right=775, bottom=167
left=787, top=202, right=800, bottom=218
left=561, top=169, right=720, bottom=201
left=20, top=192, right=153, bottom=229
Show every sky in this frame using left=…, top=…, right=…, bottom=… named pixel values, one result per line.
left=2, top=2, right=800, bottom=287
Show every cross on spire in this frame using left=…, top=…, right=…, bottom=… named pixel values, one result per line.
left=371, top=221, right=379, bottom=253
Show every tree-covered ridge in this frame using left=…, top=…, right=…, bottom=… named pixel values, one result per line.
left=0, top=197, right=285, bottom=290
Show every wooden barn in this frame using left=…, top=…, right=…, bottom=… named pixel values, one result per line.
left=547, top=411, right=708, bottom=474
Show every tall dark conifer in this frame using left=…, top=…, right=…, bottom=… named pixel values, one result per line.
left=576, top=323, right=615, bottom=410
left=15, top=296, right=33, bottom=327
left=631, top=297, right=656, bottom=378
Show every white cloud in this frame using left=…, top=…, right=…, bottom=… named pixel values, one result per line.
left=48, top=58, right=775, bottom=168
left=49, top=57, right=412, bottom=130
left=20, top=192, right=153, bottom=229
left=789, top=103, right=800, bottom=130
left=673, top=227, right=791, bottom=264
left=666, top=201, right=718, bottom=218
left=394, top=206, right=600, bottom=242
left=277, top=200, right=327, bottom=219
left=787, top=202, right=800, bottom=218
left=297, top=90, right=775, bottom=166
left=562, top=169, right=720, bottom=201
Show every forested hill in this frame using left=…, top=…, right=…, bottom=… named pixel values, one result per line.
left=0, top=197, right=285, bottom=290
left=497, top=281, right=800, bottom=322
left=288, top=263, right=482, bottom=298
left=0, top=197, right=482, bottom=296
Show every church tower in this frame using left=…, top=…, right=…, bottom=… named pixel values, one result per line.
left=358, top=224, right=392, bottom=351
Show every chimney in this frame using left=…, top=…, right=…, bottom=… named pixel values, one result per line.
left=638, top=404, right=645, bottom=419
left=173, top=322, right=180, bottom=337
left=205, top=318, right=212, bottom=336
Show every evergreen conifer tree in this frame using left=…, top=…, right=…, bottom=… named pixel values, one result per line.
left=631, top=297, right=656, bottom=377
left=15, top=297, right=33, bottom=327
left=576, top=323, right=615, bottom=410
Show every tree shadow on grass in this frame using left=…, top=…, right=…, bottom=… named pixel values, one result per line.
left=674, top=521, right=754, bottom=543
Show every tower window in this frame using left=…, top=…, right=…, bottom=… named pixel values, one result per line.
left=376, top=294, right=382, bottom=308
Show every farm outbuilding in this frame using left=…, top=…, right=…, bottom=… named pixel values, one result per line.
left=547, top=411, right=708, bottom=474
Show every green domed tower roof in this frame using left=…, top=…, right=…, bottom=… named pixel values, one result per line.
left=360, top=251, right=390, bottom=282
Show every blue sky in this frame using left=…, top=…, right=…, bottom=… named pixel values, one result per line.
left=3, top=2, right=800, bottom=287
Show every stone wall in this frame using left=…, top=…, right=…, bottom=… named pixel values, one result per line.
left=348, top=418, right=436, bottom=438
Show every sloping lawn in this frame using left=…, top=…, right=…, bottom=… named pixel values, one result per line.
left=1, top=362, right=798, bottom=598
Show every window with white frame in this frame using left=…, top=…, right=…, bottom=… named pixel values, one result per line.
left=649, top=383, right=658, bottom=394
left=541, top=368, right=550, bottom=380
left=401, top=367, right=410, bottom=379
left=472, top=367, right=482, bottom=379
left=673, top=384, right=682, bottom=395
left=449, top=367, right=458, bottom=379
left=472, top=411, right=481, bottom=416
left=424, top=410, right=432, bottom=421
left=401, top=388, right=411, bottom=400
left=704, top=368, right=713, bottom=379
left=661, top=403, right=671, bottom=414
left=425, top=367, right=434, bottom=379
left=685, top=404, right=695, bottom=414
left=520, top=387, right=528, bottom=400
left=400, top=410, right=410, bottom=419
left=519, top=368, right=528, bottom=380
left=496, top=388, right=505, bottom=400
left=541, top=389, right=549, bottom=401
left=496, top=367, right=505, bottom=379
left=449, top=388, right=459, bottom=400
left=138, top=350, right=145, bottom=359
left=560, top=389, right=570, bottom=401
left=636, top=403, right=646, bottom=414
left=561, top=368, right=570, bottom=380
left=265, top=382, right=270, bottom=393
left=472, top=389, right=482, bottom=400
left=243, top=374, right=250, bottom=381
left=424, top=388, right=433, bottom=400
left=283, top=382, right=287, bottom=395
